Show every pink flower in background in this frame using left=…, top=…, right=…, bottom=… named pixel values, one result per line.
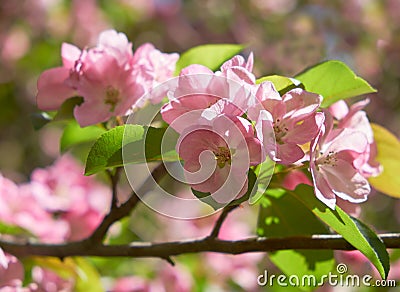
left=177, top=114, right=262, bottom=203
left=310, top=117, right=371, bottom=209
left=31, top=266, right=75, bottom=292
left=0, top=249, right=25, bottom=289
left=0, top=155, right=110, bottom=243
left=282, top=169, right=311, bottom=190
left=132, top=43, right=179, bottom=95
left=29, top=154, right=111, bottom=241
left=0, top=173, right=69, bottom=243
left=251, top=84, right=323, bottom=164
left=112, top=264, right=192, bottom=292
left=112, top=276, right=151, bottom=292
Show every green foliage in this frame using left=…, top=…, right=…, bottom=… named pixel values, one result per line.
left=25, top=257, right=103, bottom=291
left=256, top=75, right=304, bottom=95
left=85, top=125, right=179, bottom=175
left=295, top=60, right=376, bottom=107
left=288, top=184, right=390, bottom=279
left=191, top=168, right=257, bottom=210
left=174, top=44, right=245, bottom=74
left=73, top=257, right=103, bottom=292
left=257, top=188, right=335, bottom=290
left=368, top=123, right=400, bottom=198
left=30, top=112, right=53, bottom=130
left=0, top=221, right=32, bottom=236
left=53, top=97, right=84, bottom=121
left=60, top=121, right=106, bottom=152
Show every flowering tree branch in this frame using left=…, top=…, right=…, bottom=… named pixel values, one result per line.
left=1, top=233, right=400, bottom=259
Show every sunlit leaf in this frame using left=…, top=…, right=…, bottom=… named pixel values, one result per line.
left=256, top=75, right=303, bottom=95
left=85, top=125, right=179, bottom=175
left=73, top=257, right=103, bottom=292
left=0, top=221, right=32, bottom=236
left=175, top=44, right=245, bottom=74
left=368, top=123, right=400, bottom=198
left=289, top=184, right=389, bottom=279
left=257, top=189, right=334, bottom=290
left=295, top=60, right=376, bottom=107
left=60, top=121, right=106, bottom=152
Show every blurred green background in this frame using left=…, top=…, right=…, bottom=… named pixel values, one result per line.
left=1, top=0, right=399, bottom=290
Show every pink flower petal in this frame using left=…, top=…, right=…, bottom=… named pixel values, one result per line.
left=36, top=67, right=76, bottom=111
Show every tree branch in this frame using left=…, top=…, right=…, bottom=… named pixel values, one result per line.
left=208, top=204, right=239, bottom=239
left=86, top=163, right=167, bottom=245
left=2, top=233, right=400, bottom=259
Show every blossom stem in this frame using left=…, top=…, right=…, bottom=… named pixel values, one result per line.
left=208, top=204, right=239, bottom=239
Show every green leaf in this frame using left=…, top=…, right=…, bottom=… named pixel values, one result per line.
left=30, top=112, right=53, bottom=130
left=368, top=123, right=400, bottom=198
left=295, top=60, right=377, bottom=107
left=0, top=221, right=32, bottom=236
left=191, top=168, right=257, bottom=210
left=249, top=158, right=275, bottom=204
left=60, top=121, right=106, bottom=152
left=175, top=44, right=245, bottom=74
left=85, top=125, right=179, bottom=175
left=53, top=96, right=84, bottom=121
left=289, top=184, right=390, bottom=279
left=256, top=75, right=303, bottom=95
left=73, top=257, right=103, bottom=292
left=257, top=189, right=334, bottom=290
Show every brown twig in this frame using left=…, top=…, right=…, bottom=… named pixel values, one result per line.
left=2, top=233, right=400, bottom=259
left=208, top=204, right=239, bottom=239
left=86, top=163, right=167, bottom=245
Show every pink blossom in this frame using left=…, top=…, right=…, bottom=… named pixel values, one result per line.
left=217, top=53, right=256, bottom=86
left=176, top=114, right=262, bottom=203
left=161, top=65, right=254, bottom=133
left=37, top=29, right=145, bottom=126
left=310, top=116, right=371, bottom=209
left=330, top=99, right=382, bottom=177
left=251, top=83, right=323, bottom=164
left=36, top=43, right=81, bottom=111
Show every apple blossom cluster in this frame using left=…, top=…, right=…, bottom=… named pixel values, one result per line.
left=36, top=29, right=381, bottom=210
left=160, top=56, right=381, bottom=209
left=0, top=155, right=111, bottom=243
left=36, top=29, right=178, bottom=126
left=0, top=155, right=110, bottom=290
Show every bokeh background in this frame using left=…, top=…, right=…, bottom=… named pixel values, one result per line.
left=1, top=0, right=400, bottom=291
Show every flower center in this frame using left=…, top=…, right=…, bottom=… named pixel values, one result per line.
left=105, top=85, right=120, bottom=112
left=317, top=151, right=338, bottom=167
left=273, top=118, right=289, bottom=143
left=214, top=146, right=231, bottom=168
